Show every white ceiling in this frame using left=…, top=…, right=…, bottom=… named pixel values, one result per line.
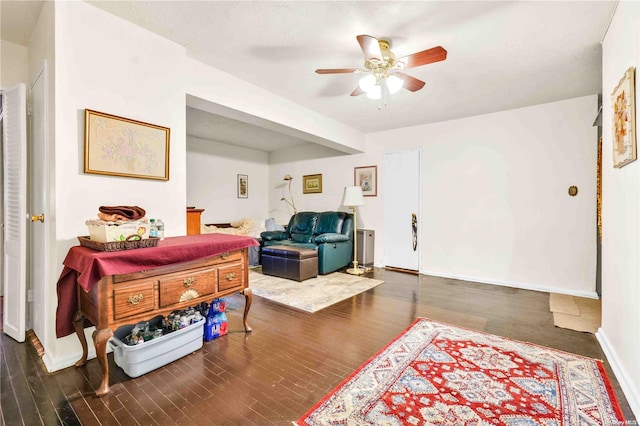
left=3, top=1, right=616, bottom=152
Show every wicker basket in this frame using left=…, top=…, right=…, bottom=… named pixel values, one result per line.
left=78, top=235, right=160, bottom=252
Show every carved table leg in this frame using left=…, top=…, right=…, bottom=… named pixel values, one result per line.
left=242, top=288, right=253, bottom=332
left=73, top=311, right=89, bottom=367
left=92, top=328, right=114, bottom=397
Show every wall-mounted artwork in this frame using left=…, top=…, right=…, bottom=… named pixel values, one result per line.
left=354, top=165, right=377, bottom=196
left=611, top=67, right=636, bottom=168
left=238, top=174, right=248, bottom=198
left=303, top=174, right=322, bottom=194
left=84, top=109, right=170, bottom=180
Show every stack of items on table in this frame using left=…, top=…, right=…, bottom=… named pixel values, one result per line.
left=85, top=205, right=150, bottom=242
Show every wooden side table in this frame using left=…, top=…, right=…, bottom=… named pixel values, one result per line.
left=186, top=208, right=204, bottom=235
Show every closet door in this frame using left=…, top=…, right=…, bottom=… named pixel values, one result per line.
left=2, top=84, right=27, bottom=342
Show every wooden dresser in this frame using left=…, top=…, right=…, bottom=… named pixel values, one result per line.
left=186, top=208, right=204, bottom=235
left=57, top=235, right=257, bottom=397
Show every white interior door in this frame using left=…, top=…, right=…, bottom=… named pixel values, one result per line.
left=383, top=148, right=421, bottom=271
left=2, top=84, right=27, bottom=342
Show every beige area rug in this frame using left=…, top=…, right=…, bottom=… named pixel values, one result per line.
left=549, top=293, right=601, bottom=333
left=248, top=269, right=384, bottom=313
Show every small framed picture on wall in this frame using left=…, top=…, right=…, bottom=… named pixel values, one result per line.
left=354, top=166, right=377, bottom=196
left=303, top=174, right=323, bottom=194
left=237, top=174, right=248, bottom=198
left=611, top=67, right=637, bottom=168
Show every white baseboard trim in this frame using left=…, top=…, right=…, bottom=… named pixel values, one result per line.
left=42, top=348, right=97, bottom=373
left=42, top=327, right=110, bottom=373
left=418, top=269, right=599, bottom=299
left=596, top=328, right=640, bottom=420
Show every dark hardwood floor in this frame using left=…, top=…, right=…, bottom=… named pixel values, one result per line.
left=1, top=268, right=636, bottom=425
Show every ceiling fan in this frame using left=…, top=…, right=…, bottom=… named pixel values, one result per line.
left=315, top=35, right=447, bottom=101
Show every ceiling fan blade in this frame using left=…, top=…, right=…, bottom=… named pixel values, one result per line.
left=394, top=72, right=426, bottom=92
left=315, top=68, right=362, bottom=74
left=356, top=34, right=382, bottom=62
left=395, top=46, right=447, bottom=69
left=350, top=86, right=365, bottom=96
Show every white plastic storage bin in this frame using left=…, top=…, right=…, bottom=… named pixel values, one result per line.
left=86, top=219, right=150, bottom=243
left=109, top=316, right=204, bottom=378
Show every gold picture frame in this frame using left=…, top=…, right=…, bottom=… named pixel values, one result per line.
left=611, top=67, right=636, bottom=168
left=84, top=109, right=170, bottom=180
left=354, top=165, right=377, bottom=196
left=303, top=174, right=322, bottom=194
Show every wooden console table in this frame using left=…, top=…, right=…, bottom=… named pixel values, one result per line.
left=55, top=234, right=258, bottom=396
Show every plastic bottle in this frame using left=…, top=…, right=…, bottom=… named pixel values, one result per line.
left=149, top=219, right=158, bottom=238
left=156, top=219, right=164, bottom=240
left=217, top=312, right=229, bottom=337
left=209, top=298, right=226, bottom=314
left=204, top=303, right=216, bottom=342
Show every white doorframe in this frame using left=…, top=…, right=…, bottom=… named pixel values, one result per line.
left=28, top=63, right=49, bottom=342
left=0, top=96, right=3, bottom=298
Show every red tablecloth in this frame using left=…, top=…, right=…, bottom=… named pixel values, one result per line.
left=56, top=234, right=258, bottom=337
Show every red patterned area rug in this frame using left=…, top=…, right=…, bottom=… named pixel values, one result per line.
left=295, top=318, right=624, bottom=425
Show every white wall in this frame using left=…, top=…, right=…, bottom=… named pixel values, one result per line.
left=270, top=96, right=599, bottom=298
left=184, top=59, right=366, bottom=155
left=186, top=136, right=269, bottom=225
left=27, top=0, right=55, bottom=369
left=599, top=0, right=640, bottom=418
left=47, top=1, right=188, bottom=370
left=54, top=1, right=187, bottom=242
left=268, top=143, right=363, bottom=225
left=1, top=40, right=28, bottom=87
left=42, top=1, right=366, bottom=371
left=379, top=96, right=598, bottom=297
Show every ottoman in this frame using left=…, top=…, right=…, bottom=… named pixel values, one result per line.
left=261, top=245, right=318, bottom=282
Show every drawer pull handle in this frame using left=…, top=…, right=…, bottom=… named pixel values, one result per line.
left=128, top=294, right=144, bottom=305
left=183, top=277, right=196, bottom=287
left=220, top=252, right=229, bottom=259
left=225, top=272, right=236, bottom=281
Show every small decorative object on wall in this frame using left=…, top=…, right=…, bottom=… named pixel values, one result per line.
left=303, top=174, right=323, bottom=194
left=237, top=174, right=248, bottom=198
left=84, top=109, right=170, bottom=180
left=611, top=67, right=636, bottom=168
left=354, top=165, right=377, bottom=196
left=568, top=185, right=578, bottom=196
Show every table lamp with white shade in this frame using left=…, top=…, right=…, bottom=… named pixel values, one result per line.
left=342, top=186, right=365, bottom=275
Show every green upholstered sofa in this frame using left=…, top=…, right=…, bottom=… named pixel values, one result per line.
left=260, top=211, right=354, bottom=274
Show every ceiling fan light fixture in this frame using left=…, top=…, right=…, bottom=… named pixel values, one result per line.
left=386, top=74, right=403, bottom=94
left=365, top=85, right=381, bottom=100
left=316, top=35, right=446, bottom=105
left=358, top=74, right=377, bottom=93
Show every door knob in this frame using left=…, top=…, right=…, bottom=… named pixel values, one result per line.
left=30, top=214, right=45, bottom=223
